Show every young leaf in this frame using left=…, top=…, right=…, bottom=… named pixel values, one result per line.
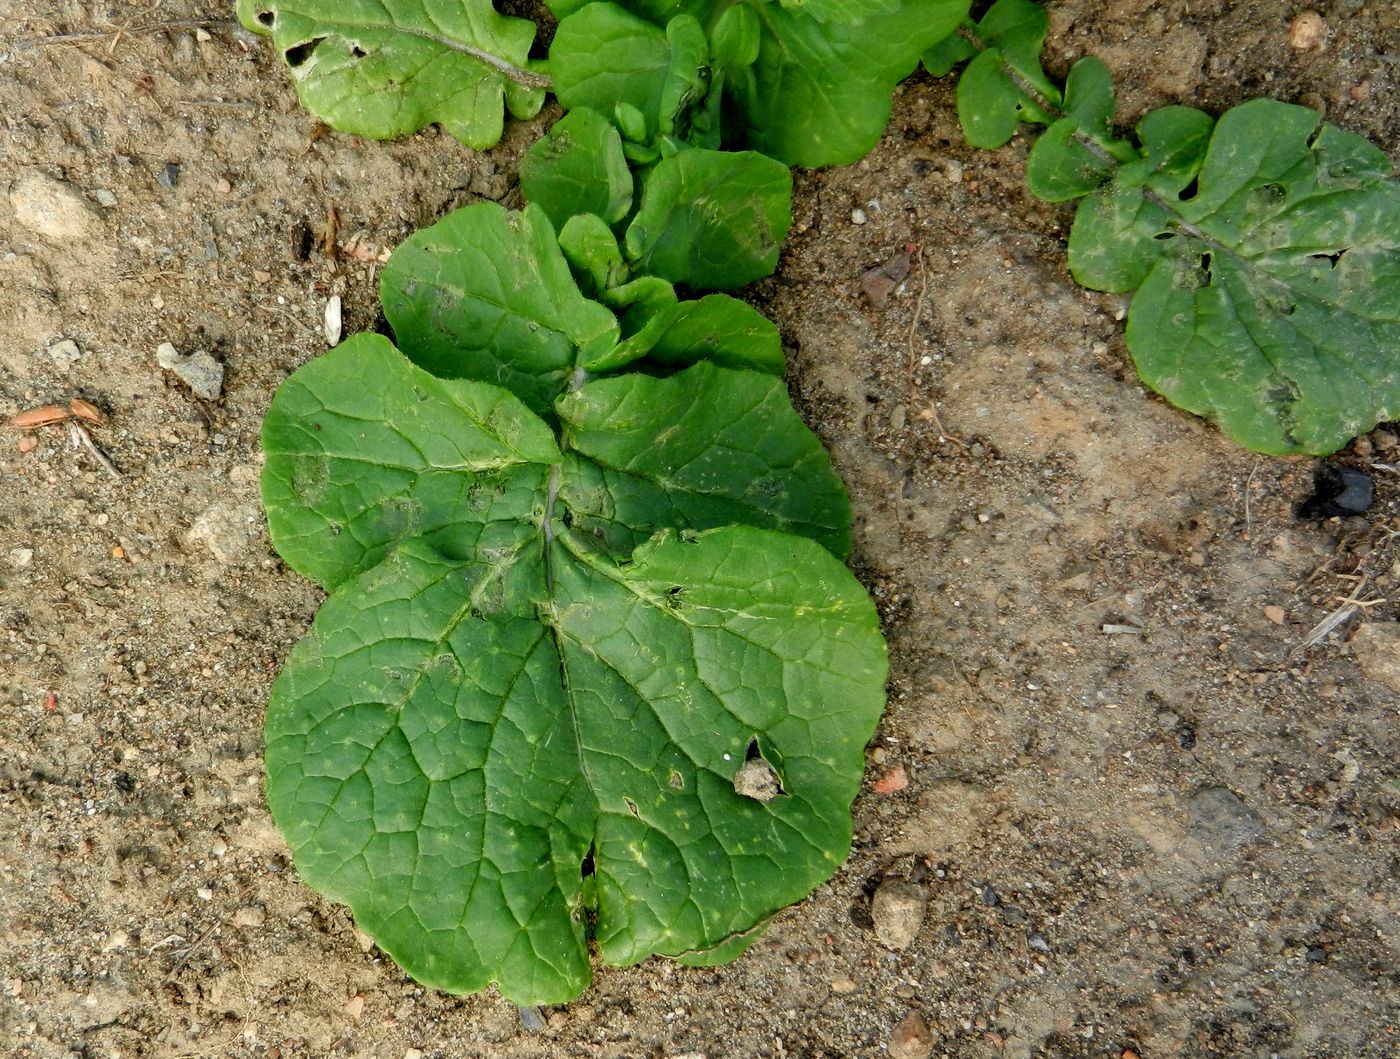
left=1069, top=99, right=1400, bottom=455
left=558, top=360, right=853, bottom=557
left=235, top=0, right=544, bottom=149
left=625, top=148, right=793, bottom=289
left=559, top=213, right=630, bottom=297
left=1025, top=57, right=1127, bottom=203
left=774, top=0, right=901, bottom=25
left=381, top=203, right=619, bottom=417
left=646, top=294, right=785, bottom=376
left=266, top=524, right=885, bottom=1004
left=951, top=0, right=1059, bottom=148
left=1114, top=106, right=1215, bottom=196
left=261, top=333, right=559, bottom=590
left=728, top=0, right=971, bottom=168
left=521, top=108, right=634, bottom=230
left=550, top=4, right=673, bottom=144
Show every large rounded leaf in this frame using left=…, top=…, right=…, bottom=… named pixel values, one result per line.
left=266, top=527, right=886, bottom=1003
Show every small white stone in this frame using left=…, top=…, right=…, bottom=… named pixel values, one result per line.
left=8, top=548, right=33, bottom=568
left=9, top=169, right=98, bottom=242
left=47, top=339, right=81, bottom=369
left=232, top=906, right=266, bottom=929
left=91, top=189, right=118, bottom=208
left=324, top=294, right=343, bottom=346
left=850, top=208, right=867, bottom=225
left=157, top=342, right=224, bottom=399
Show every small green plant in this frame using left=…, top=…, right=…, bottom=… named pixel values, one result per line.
left=241, top=0, right=1399, bottom=1003
left=928, top=0, right=1400, bottom=456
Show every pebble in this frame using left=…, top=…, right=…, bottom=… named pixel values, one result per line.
left=91, top=188, right=118, bottom=208
left=733, top=757, right=782, bottom=802
left=888, top=1011, right=934, bottom=1059
left=324, top=294, right=343, bottom=346
left=851, top=208, right=867, bottom=225
left=1188, top=786, right=1263, bottom=854
left=518, top=1005, right=547, bottom=1032
left=343, top=993, right=365, bottom=1019
left=47, top=338, right=81, bottom=369
left=830, top=976, right=857, bottom=993
left=1287, top=11, right=1327, bottom=50
left=18, top=437, right=37, bottom=454
left=157, top=342, right=224, bottom=399
left=8, top=548, right=33, bottom=568
left=186, top=504, right=257, bottom=563
left=872, top=764, right=909, bottom=794
left=233, top=906, right=266, bottom=929
left=871, top=878, right=926, bottom=950
left=9, top=169, right=98, bottom=242
left=1350, top=623, right=1400, bottom=691
left=859, top=252, right=911, bottom=307
left=1263, top=604, right=1286, bottom=625
left=157, top=162, right=181, bottom=189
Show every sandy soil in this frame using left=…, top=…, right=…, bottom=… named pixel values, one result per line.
left=1, top=2, right=1397, bottom=1057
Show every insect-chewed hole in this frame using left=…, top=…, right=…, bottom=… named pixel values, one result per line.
left=255, top=9, right=275, bottom=27
left=622, top=796, right=640, bottom=817
left=1309, top=249, right=1346, bottom=268
left=350, top=43, right=367, bottom=58
left=284, top=37, right=326, bottom=67
left=1176, top=176, right=1199, bottom=201
left=580, top=843, right=595, bottom=878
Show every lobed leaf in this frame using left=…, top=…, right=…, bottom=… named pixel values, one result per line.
left=261, top=333, right=559, bottom=590
left=558, top=360, right=853, bottom=557
left=625, top=148, right=793, bottom=289
left=729, top=0, right=970, bottom=168
left=946, top=0, right=1059, bottom=149
left=1069, top=99, right=1400, bottom=455
left=1025, top=57, right=1127, bottom=203
left=520, top=108, right=635, bottom=230
left=235, top=0, right=544, bottom=149
left=381, top=203, right=619, bottom=417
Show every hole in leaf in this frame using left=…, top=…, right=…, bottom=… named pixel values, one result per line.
left=284, top=37, right=326, bottom=68
left=580, top=843, right=595, bottom=878
left=1308, top=249, right=1346, bottom=268
left=622, top=796, right=640, bottom=817
left=255, top=9, right=275, bottom=27
left=733, top=738, right=785, bottom=803
left=1176, top=176, right=1199, bottom=201
left=1152, top=231, right=1176, bottom=241
left=1198, top=253, right=1213, bottom=285
left=349, top=43, right=367, bottom=59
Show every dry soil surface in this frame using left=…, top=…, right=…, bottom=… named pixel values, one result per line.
left=1, top=2, right=1398, bottom=1057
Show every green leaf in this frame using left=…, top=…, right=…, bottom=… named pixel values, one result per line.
left=1025, top=58, right=1124, bottom=202
left=550, top=4, right=673, bottom=143
left=1068, top=99, right=1400, bottom=455
left=262, top=339, right=881, bottom=1000
left=953, top=0, right=1058, bottom=148
left=521, top=109, right=634, bottom=230
left=729, top=0, right=971, bottom=168
left=558, top=360, right=853, bottom=557
left=235, top=0, right=544, bottom=149
left=558, top=213, right=629, bottom=298
left=774, top=0, right=900, bottom=25
left=710, top=3, right=761, bottom=69
left=1116, top=106, right=1215, bottom=195
left=261, top=334, right=560, bottom=589
left=922, top=26, right=974, bottom=77
left=646, top=293, right=786, bottom=375
left=267, top=526, right=884, bottom=1003
left=381, top=203, right=619, bottom=417
left=625, top=148, right=793, bottom=289
left=588, top=276, right=681, bottom=372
